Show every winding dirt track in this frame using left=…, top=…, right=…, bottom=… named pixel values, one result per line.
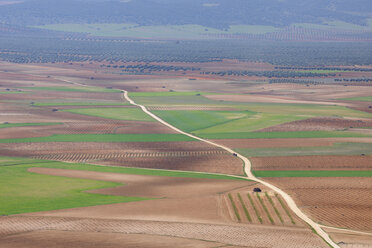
left=123, top=90, right=340, bottom=248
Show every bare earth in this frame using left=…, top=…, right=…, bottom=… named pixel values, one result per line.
left=266, top=177, right=372, bottom=231
left=257, top=117, right=372, bottom=132
left=0, top=168, right=328, bottom=248
left=250, top=155, right=372, bottom=170
left=213, top=137, right=372, bottom=149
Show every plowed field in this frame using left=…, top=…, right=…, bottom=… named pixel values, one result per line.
left=250, top=155, right=372, bottom=171
left=266, top=177, right=372, bottom=231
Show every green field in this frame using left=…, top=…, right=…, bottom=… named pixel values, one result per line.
left=64, top=107, right=155, bottom=121
left=341, top=96, right=372, bottom=102
left=22, top=86, right=121, bottom=93
left=0, top=157, right=148, bottom=215
left=153, top=110, right=254, bottom=132
left=154, top=110, right=304, bottom=134
left=0, top=91, right=27, bottom=94
left=196, top=131, right=369, bottom=139
left=34, top=102, right=129, bottom=106
left=0, top=133, right=195, bottom=143
left=236, top=143, right=372, bottom=157
left=0, top=122, right=62, bottom=128
left=193, top=113, right=304, bottom=134
left=34, top=23, right=279, bottom=39
left=238, top=102, right=372, bottom=118
left=254, top=170, right=372, bottom=177
left=0, top=156, right=247, bottom=215
left=135, top=94, right=372, bottom=119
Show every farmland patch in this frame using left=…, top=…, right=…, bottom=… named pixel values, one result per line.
left=236, top=142, right=372, bottom=157
left=64, top=107, right=155, bottom=122
left=0, top=133, right=194, bottom=143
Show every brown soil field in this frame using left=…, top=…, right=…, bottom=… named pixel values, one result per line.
left=95, top=154, right=244, bottom=175
left=0, top=91, right=123, bottom=101
left=24, top=167, right=251, bottom=224
left=225, top=190, right=304, bottom=227
left=257, top=117, right=372, bottom=132
left=205, top=94, right=344, bottom=106
left=0, top=140, right=243, bottom=174
left=0, top=105, right=131, bottom=124
left=326, top=229, right=372, bottom=248
left=0, top=141, right=218, bottom=153
left=345, top=101, right=372, bottom=114
left=265, top=177, right=372, bottom=231
left=0, top=167, right=327, bottom=248
left=0, top=231, right=238, bottom=248
left=213, top=137, right=372, bottom=149
left=0, top=217, right=328, bottom=248
left=250, top=155, right=372, bottom=171
left=0, top=120, right=176, bottom=139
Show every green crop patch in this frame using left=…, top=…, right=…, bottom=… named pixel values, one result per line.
left=64, top=107, right=155, bottom=122
left=0, top=156, right=249, bottom=181
left=193, top=113, right=304, bottom=134
left=0, top=163, right=148, bottom=215
left=34, top=102, right=129, bottom=106
left=253, top=170, right=372, bottom=177
left=0, top=133, right=195, bottom=143
left=21, top=86, right=121, bottom=93
left=341, top=96, right=372, bottom=102
left=153, top=110, right=254, bottom=132
left=236, top=143, right=372, bottom=157
left=239, top=102, right=372, bottom=118
left=0, top=122, right=62, bottom=128
left=0, top=91, right=27, bottom=94
left=198, top=131, right=370, bottom=139
left=0, top=156, right=249, bottom=215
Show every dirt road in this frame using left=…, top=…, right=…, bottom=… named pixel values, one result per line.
left=123, top=90, right=340, bottom=248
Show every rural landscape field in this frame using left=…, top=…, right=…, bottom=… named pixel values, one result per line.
left=0, top=0, right=372, bottom=248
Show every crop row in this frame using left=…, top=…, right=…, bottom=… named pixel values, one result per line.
left=227, top=192, right=296, bottom=226
left=33, top=150, right=227, bottom=163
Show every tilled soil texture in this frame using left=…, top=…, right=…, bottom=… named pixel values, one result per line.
left=0, top=142, right=244, bottom=175
left=213, top=138, right=372, bottom=149
left=0, top=91, right=124, bottom=101
left=327, top=229, right=372, bottom=248
left=225, top=190, right=304, bottom=227
left=0, top=167, right=328, bottom=248
left=205, top=94, right=342, bottom=106
left=0, top=106, right=133, bottom=124
left=266, top=177, right=372, bottom=231
left=0, top=217, right=328, bottom=248
left=0, top=121, right=176, bottom=139
left=26, top=167, right=252, bottom=224
left=95, top=154, right=244, bottom=175
left=256, top=117, right=372, bottom=132
left=250, top=155, right=372, bottom=171
left=0, top=231, right=239, bottom=248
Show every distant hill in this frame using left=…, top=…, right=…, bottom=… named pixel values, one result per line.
left=0, top=0, right=371, bottom=29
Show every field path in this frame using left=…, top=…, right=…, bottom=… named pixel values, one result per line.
left=123, top=90, right=340, bottom=248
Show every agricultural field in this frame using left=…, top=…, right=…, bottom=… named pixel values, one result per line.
left=0, top=61, right=371, bottom=247
left=34, top=23, right=280, bottom=40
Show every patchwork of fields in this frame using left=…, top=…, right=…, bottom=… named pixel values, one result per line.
left=0, top=62, right=371, bottom=247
